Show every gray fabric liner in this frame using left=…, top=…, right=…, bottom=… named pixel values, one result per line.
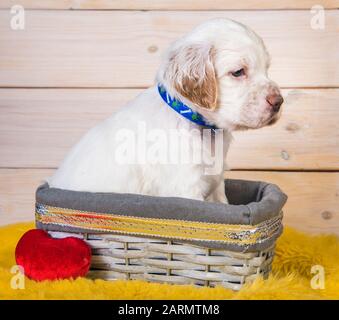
left=35, top=179, right=287, bottom=252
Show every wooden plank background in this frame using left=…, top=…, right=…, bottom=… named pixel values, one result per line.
left=1, top=88, right=338, bottom=170
left=0, top=1, right=338, bottom=234
left=0, top=10, right=338, bottom=88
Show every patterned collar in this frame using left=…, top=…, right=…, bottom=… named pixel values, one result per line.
left=157, top=84, right=217, bottom=130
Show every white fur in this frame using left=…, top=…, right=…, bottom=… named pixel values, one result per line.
left=48, top=18, right=282, bottom=203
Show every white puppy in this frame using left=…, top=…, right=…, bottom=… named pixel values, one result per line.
left=49, top=18, right=283, bottom=203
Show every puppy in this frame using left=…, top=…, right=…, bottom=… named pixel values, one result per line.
left=49, top=18, right=283, bottom=203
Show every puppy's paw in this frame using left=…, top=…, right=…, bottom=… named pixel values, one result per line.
left=214, top=194, right=229, bottom=204
left=206, top=190, right=228, bottom=204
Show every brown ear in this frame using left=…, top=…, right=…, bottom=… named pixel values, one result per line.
left=166, top=43, right=217, bottom=110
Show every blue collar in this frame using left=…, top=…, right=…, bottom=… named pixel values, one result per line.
left=157, top=84, right=217, bottom=130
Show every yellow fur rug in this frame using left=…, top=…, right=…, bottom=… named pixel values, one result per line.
left=0, top=222, right=338, bottom=300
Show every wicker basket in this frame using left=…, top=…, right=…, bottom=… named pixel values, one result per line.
left=49, top=231, right=274, bottom=290
left=35, top=179, right=287, bottom=290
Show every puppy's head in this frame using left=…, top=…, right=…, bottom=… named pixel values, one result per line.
left=157, top=18, right=283, bottom=130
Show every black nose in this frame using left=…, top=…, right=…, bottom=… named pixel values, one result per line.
left=266, top=94, right=284, bottom=112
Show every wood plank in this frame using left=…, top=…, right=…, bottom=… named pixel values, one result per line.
left=1, top=169, right=338, bottom=235
left=0, top=169, right=54, bottom=225
left=0, top=0, right=338, bottom=10
left=0, top=88, right=338, bottom=170
left=0, top=10, right=338, bottom=88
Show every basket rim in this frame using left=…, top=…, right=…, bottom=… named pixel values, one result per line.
left=35, top=179, right=286, bottom=252
left=37, top=179, right=287, bottom=226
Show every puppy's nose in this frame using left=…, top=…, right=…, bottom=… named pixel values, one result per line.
left=266, top=94, right=284, bottom=112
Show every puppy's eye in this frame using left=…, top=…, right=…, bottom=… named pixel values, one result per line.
left=231, top=68, right=245, bottom=77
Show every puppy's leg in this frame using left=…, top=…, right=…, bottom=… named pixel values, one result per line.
left=207, top=181, right=228, bottom=204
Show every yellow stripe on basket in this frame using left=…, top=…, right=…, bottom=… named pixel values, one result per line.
left=35, top=204, right=282, bottom=245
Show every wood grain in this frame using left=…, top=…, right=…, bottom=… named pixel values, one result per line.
left=0, top=169, right=54, bottom=225
left=0, top=10, right=338, bottom=88
left=0, top=1, right=338, bottom=10
left=1, top=169, right=338, bottom=235
left=0, top=88, right=338, bottom=170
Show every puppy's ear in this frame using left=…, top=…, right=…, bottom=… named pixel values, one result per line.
left=163, top=43, right=218, bottom=110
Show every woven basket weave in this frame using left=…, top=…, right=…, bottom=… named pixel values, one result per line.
left=36, top=179, right=287, bottom=290
left=49, top=231, right=275, bottom=291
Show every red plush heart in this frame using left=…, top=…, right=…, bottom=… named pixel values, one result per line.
left=15, top=229, right=91, bottom=281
